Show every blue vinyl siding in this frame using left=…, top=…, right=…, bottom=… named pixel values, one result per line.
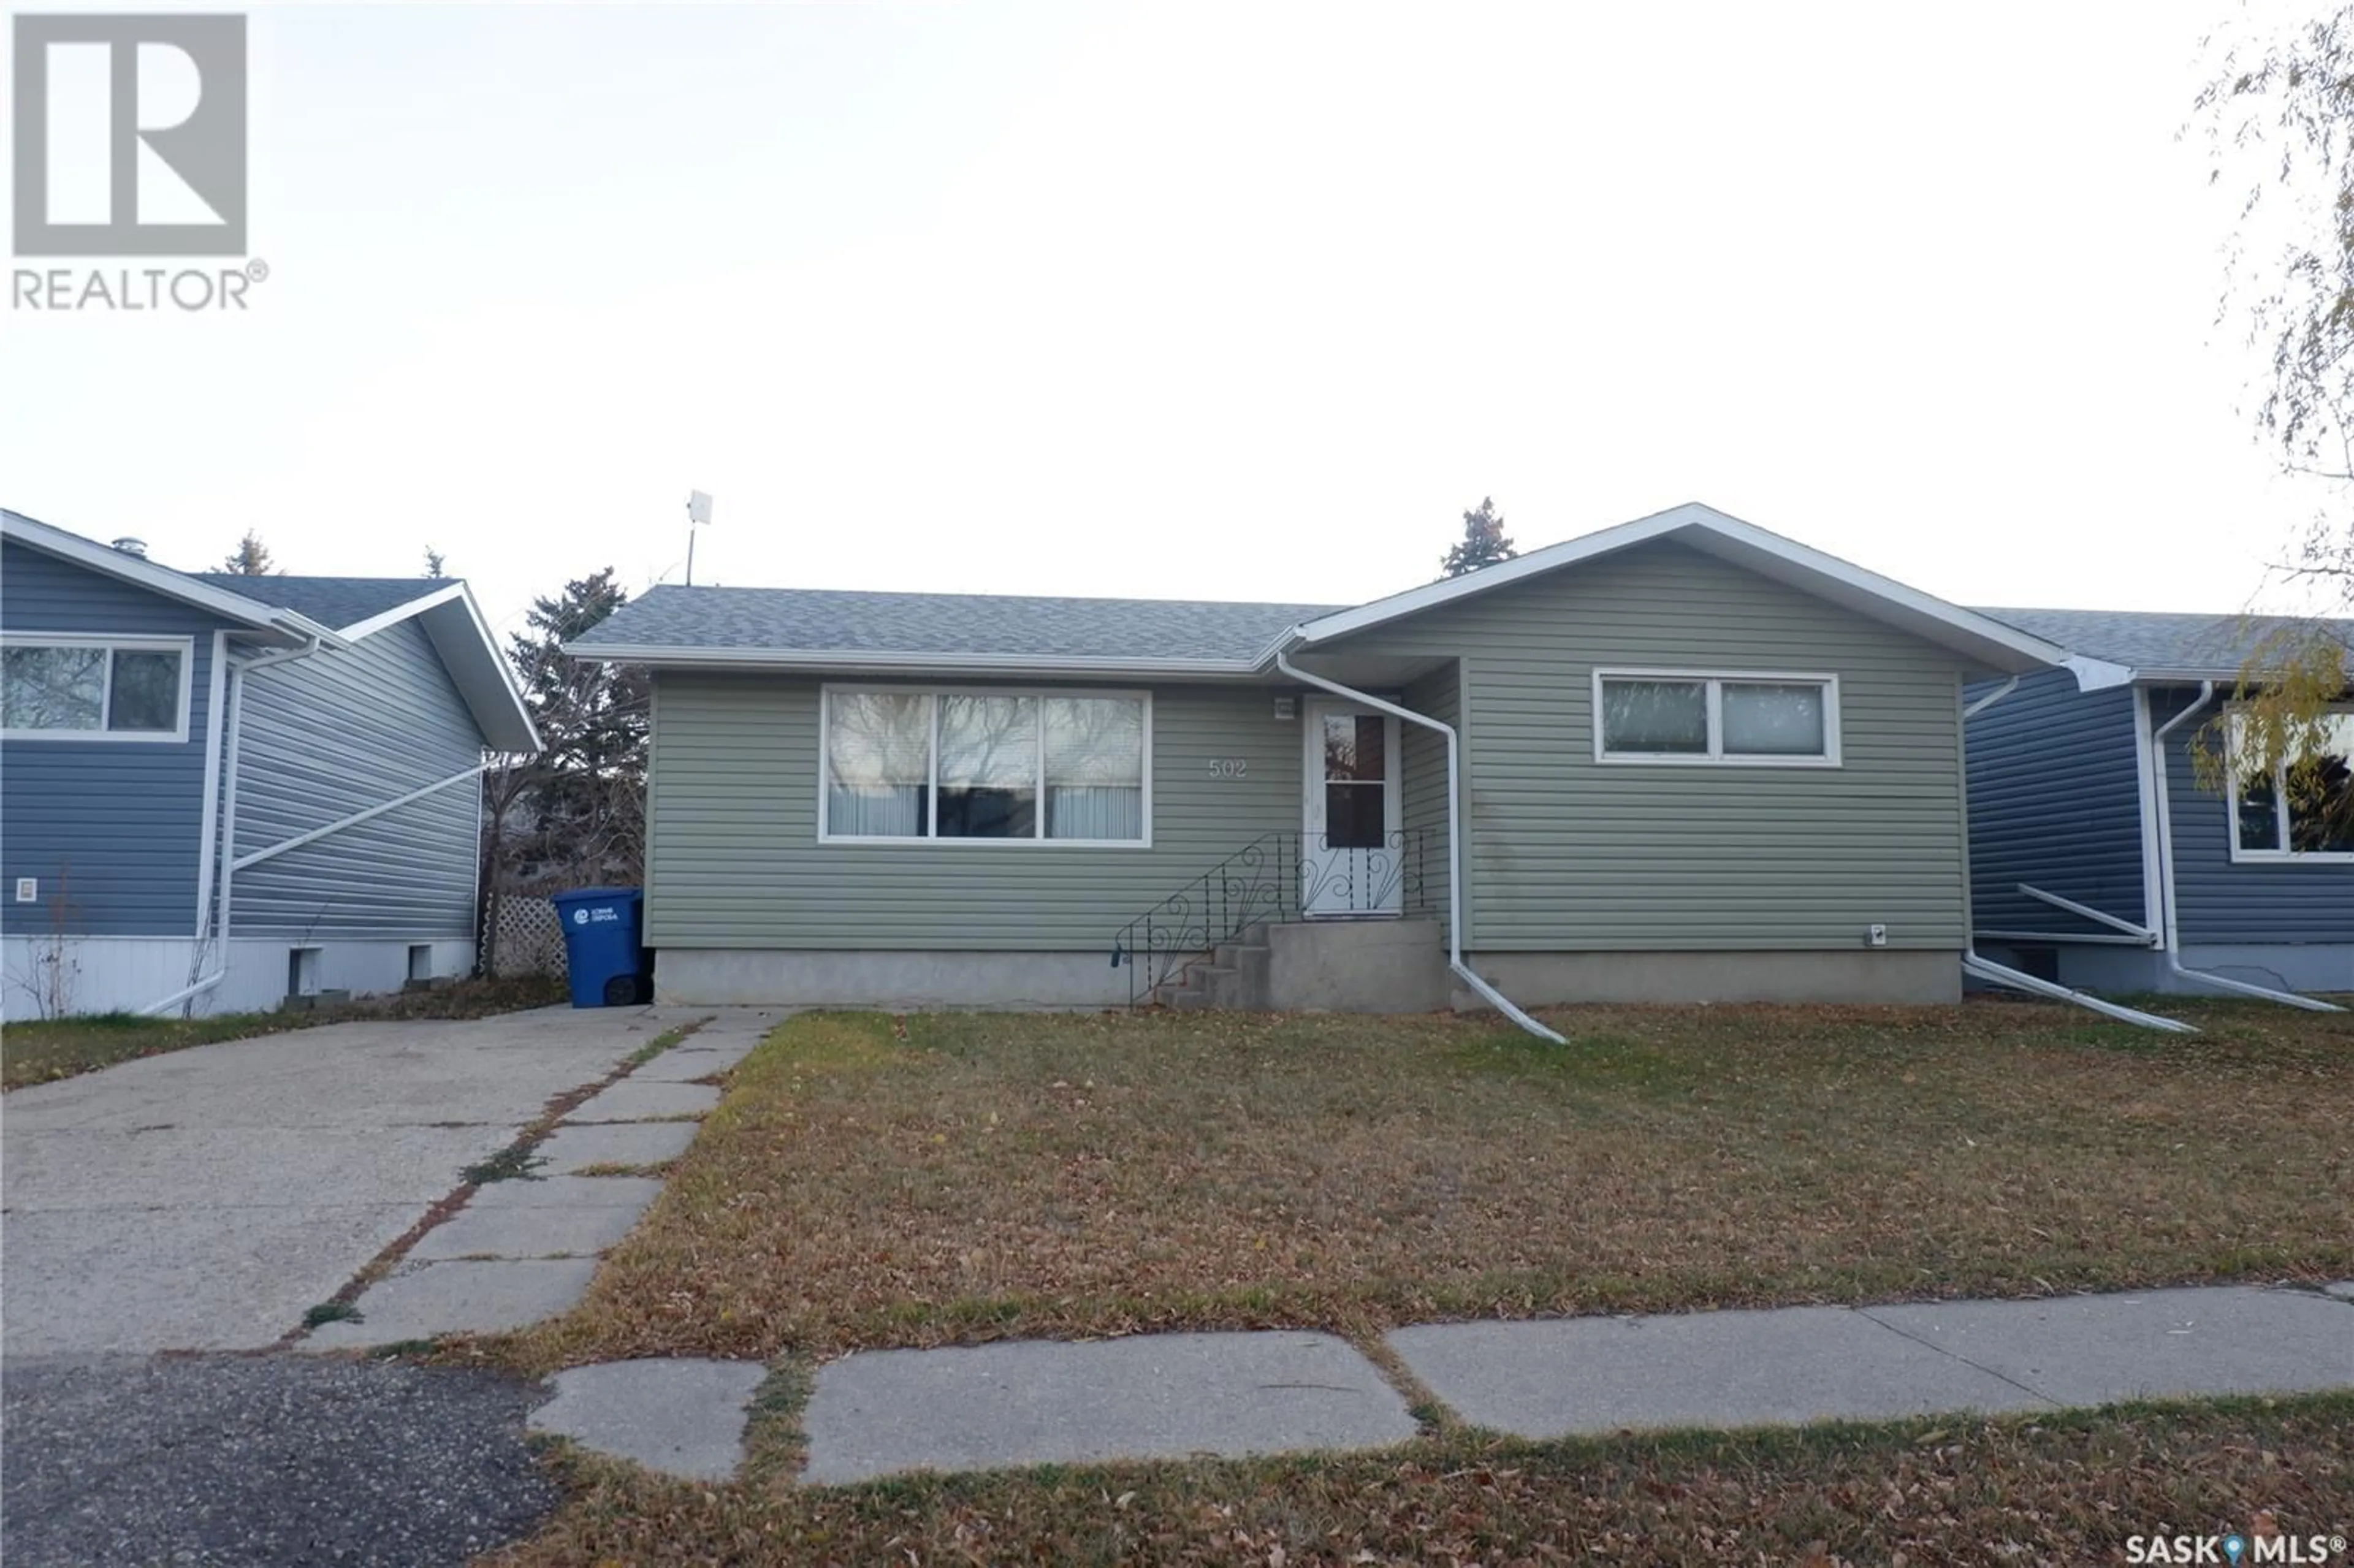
left=1963, top=669, right=2146, bottom=935
left=230, top=617, right=487, bottom=940
left=0, top=541, right=225, bottom=937
left=2154, top=685, right=2354, bottom=948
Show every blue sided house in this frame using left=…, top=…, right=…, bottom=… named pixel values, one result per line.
left=1965, top=607, right=2353, bottom=1000
left=0, top=510, right=538, bottom=1020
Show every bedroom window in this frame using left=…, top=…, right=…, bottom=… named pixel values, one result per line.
left=821, top=687, right=1149, bottom=845
left=0, top=636, right=191, bottom=742
left=2228, top=709, right=2354, bottom=861
left=1593, top=669, right=1840, bottom=766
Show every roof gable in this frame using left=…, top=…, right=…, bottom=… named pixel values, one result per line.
left=6, top=511, right=536, bottom=751
left=2, top=509, right=337, bottom=647
left=1293, top=503, right=2090, bottom=679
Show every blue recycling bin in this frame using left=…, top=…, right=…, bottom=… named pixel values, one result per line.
left=550, top=887, right=651, bottom=1007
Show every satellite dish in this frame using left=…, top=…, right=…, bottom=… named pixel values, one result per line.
left=687, top=490, right=714, bottom=526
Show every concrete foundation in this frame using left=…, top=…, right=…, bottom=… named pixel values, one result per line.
left=0, top=934, right=475, bottom=1022
left=654, top=949, right=1127, bottom=1008
left=1978, top=942, right=2354, bottom=999
left=1457, top=949, right=1963, bottom=1007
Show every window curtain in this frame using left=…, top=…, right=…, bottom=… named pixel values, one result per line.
left=826, top=690, right=931, bottom=837
left=1045, top=696, right=1144, bottom=840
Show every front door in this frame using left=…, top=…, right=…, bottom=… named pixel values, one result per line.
left=1301, top=702, right=1403, bottom=917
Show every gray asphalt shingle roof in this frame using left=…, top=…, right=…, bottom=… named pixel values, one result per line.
left=188, top=573, right=455, bottom=632
left=569, top=584, right=1346, bottom=666
left=1973, top=607, right=2354, bottom=677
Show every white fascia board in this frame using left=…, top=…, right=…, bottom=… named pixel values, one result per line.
left=1292, top=501, right=2076, bottom=675
left=419, top=588, right=540, bottom=752
left=560, top=642, right=1267, bottom=678
left=2, top=509, right=311, bottom=640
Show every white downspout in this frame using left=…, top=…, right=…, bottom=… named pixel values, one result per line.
left=1960, top=673, right=2196, bottom=1033
left=143, top=637, right=322, bottom=1016
left=1274, top=646, right=1566, bottom=1045
left=2149, top=681, right=2344, bottom=1012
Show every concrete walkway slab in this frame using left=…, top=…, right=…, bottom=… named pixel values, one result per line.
left=1, top=1007, right=657, bottom=1355
left=535, top=1121, right=698, bottom=1173
left=801, top=1331, right=1417, bottom=1486
left=0, top=1203, right=419, bottom=1356
left=1388, top=1306, right=2047, bottom=1440
left=1864, top=1287, right=2354, bottom=1404
left=629, top=1046, right=748, bottom=1083
left=303, top=1259, right=601, bottom=1350
left=407, top=1200, right=652, bottom=1262
left=530, top=1359, right=769, bottom=1481
left=565, top=1080, right=720, bottom=1124
left=463, top=1175, right=666, bottom=1212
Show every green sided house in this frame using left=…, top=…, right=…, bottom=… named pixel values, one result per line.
left=566, top=503, right=2092, bottom=1020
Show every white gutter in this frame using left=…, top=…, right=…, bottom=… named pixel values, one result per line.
left=144, top=637, right=325, bottom=1015
left=189, top=630, right=230, bottom=944
left=230, top=762, right=490, bottom=872
left=1962, top=676, right=2019, bottom=719
left=1272, top=645, right=1566, bottom=1045
left=1960, top=953, right=2198, bottom=1032
left=2015, top=883, right=2157, bottom=943
left=2147, top=681, right=2345, bottom=1012
left=1955, top=674, right=2194, bottom=1032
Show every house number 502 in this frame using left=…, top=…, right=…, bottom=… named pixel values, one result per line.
left=1208, top=757, right=1248, bottom=778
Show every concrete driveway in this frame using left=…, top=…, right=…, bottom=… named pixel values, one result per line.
left=1, top=1005, right=678, bottom=1357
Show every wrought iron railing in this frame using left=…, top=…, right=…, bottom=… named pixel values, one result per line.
left=1110, top=829, right=1429, bottom=1005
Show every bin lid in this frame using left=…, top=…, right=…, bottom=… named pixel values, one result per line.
left=549, top=886, right=642, bottom=905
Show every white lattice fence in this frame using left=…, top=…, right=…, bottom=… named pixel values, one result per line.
left=487, top=892, right=568, bottom=979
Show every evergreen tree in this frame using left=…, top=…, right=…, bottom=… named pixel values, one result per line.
left=422, top=547, right=448, bottom=576
left=219, top=530, right=276, bottom=575
left=1440, top=497, right=1517, bottom=577
left=479, top=569, right=650, bottom=971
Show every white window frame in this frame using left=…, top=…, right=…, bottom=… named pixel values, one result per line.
left=0, top=632, right=196, bottom=744
left=817, top=683, right=1154, bottom=848
left=2225, top=704, right=2354, bottom=864
left=1590, top=668, right=1843, bottom=767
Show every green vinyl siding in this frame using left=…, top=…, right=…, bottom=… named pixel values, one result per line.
left=1314, top=541, right=1971, bottom=951
left=644, top=675, right=1303, bottom=949
left=1397, top=661, right=1459, bottom=943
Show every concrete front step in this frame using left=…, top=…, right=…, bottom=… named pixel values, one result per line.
left=1152, top=918, right=1445, bottom=1013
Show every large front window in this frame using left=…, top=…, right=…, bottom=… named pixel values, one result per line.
left=2229, top=709, right=2354, bottom=861
left=821, top=687, right=1149, bottom=844
left=1593, top=669, right=1840, bottom=766
left=0, top=636, right=191, bottom=741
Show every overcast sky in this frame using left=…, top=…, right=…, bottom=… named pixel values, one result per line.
left=1, top=1, right=2337, bottom=639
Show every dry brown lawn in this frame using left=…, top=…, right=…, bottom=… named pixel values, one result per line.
left=500, top=996, right=2354, bottom=1371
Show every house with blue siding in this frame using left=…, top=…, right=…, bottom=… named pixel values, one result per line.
left=567, top=502, right=2102, bottom=1023
left=1, top=511, right=538, bottom=1019
left=1966, top=608, right=2353, bottom=1000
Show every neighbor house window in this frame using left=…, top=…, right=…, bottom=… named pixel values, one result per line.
left=2228, top=708, right=2354, bottom=861
left=0, top=636, right=191, bottom=742
left=821, top=687, right=1149, bottom=844
left=1593, top=669, right=1839, bottom=765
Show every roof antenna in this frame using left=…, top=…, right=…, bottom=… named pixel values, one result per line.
left=684, top=490, right=714, bottom=586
